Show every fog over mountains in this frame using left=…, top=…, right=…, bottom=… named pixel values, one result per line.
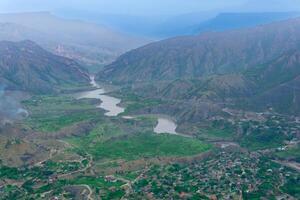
left=0, top=12, right=149, bottom=71
left=57, top=11, right=300, bottom=38
left=196, top=12, right=300, bottom=33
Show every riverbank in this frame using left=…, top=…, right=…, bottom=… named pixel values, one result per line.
left=76, top=76, right=183, bottom=136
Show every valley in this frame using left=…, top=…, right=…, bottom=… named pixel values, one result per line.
left=0, top=6, right=300, bottom=200
left=0, top=12, right=149, bottom=72
left=0, top=71, right=299, bottom=199
left=0, top=76, right=214, bottom=199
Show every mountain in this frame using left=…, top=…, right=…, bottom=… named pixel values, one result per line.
left=58, top=11, right=300, bottom=39
left=98, top=17, right=300, bottom=82
left=78, top=14, right=169, bottom=38
left=97, top=17, right=300, bottom=115
left=237, top=0, right=300, bottom=12
left=0, top=12, right=149, bottom=71
left=152, top=12, right=216, bottom=38
left=245, top=50, right=300, bottom=114
left=0, top=40, right=90, bottom=93
left=0, top=23, right=46, bottom=42
left=196, top=12, right=300, bottom=33
left=57, top=11, right=215, bottom=39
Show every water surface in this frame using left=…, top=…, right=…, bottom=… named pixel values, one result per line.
left=76, top=76, right=124, bottom=117
left=98, top=95, right=124, bottom=117
left=154, top=116, right=178, bottom=135
left=77, top=76, right=183, bottom=135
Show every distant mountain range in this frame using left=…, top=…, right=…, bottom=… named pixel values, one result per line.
left=196, top=12, right=300, bottom=33
left=59, top=11, right=300, bottom=38
left=0, top=12, right=149, bottom=72
left=90, top=12, right=215, bottom=38
left=97, top=17, right=300, bottom=115
left=0, top=40, right=90, bottom=93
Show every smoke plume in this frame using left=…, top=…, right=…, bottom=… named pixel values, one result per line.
left=0, top=85, right=28, bottom=125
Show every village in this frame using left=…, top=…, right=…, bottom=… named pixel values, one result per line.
left=125, top=149, right=299, bottom=199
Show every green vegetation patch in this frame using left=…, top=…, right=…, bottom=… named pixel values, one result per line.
left=241, top=129, right=286, bottom=150
left=275, top=145, right=300, bottom=162
left=23, top=95, right=102, bottom=132
left=44, top=160, right=81, bottom=173
left=67, top=122, right=126, bottom=148
left=193, top=120, right=236, bottom=140
left=281, top=176, right=300, bottom=198
left=69, top=130, right=212, bottom=161
left=116, top=91, right=163, bottom=115
left=69, top=176, right=124, bottom=189
left=198, top=127, right=235, bottom=140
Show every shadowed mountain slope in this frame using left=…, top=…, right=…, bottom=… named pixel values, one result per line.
left=0, top=40, right=90, bottom=93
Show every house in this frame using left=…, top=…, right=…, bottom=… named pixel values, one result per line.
left=105, top=175, right=117, bottom=182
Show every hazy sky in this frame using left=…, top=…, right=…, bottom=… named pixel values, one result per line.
left=1, top=0, right=300, bottom=15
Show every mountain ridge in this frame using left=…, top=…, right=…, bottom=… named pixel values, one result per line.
left=0, top=12, right=149, bottom=71
left=97, top=17, right=300, bottom=83
left=97, top=17, right=300, bottom=115
left=0, top=40, right=90, bottom=93
left=195, top=12, right=300, bottom=33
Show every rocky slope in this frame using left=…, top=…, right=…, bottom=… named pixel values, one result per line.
left=0, top=40, right=90, bottom=93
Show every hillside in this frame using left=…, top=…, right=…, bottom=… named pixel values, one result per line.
left=246, top=50, right=300, bottom=114
left=97, top=17, right=300, bottom=83
left=0, top=12, right=149, bottom=71
left=97, top=17, right=300, bottom=115
left=0, top=40, right=90, bottom=93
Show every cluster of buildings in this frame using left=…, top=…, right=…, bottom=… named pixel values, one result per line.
left=128, top=149, right=296, bottom=199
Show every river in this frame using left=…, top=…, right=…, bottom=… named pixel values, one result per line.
left=76, top=76, right=124, bottom=117
left=76, top=76, right=180, bottom=135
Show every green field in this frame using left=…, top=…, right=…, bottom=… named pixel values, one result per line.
left=23, top=95, right=102, bottom=132
left=241, top=130, right=286, bottom=150
left=197, top=127, right=235, bottom=140
left=275, top=145, right=300, bottom=162
left=281, top=177, right=300, bottom=198
left=67, top=122, right=127, bottom=147
left=114, top=91, right=163, bottom=115
left=68, top=128, right=212, bottom=161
